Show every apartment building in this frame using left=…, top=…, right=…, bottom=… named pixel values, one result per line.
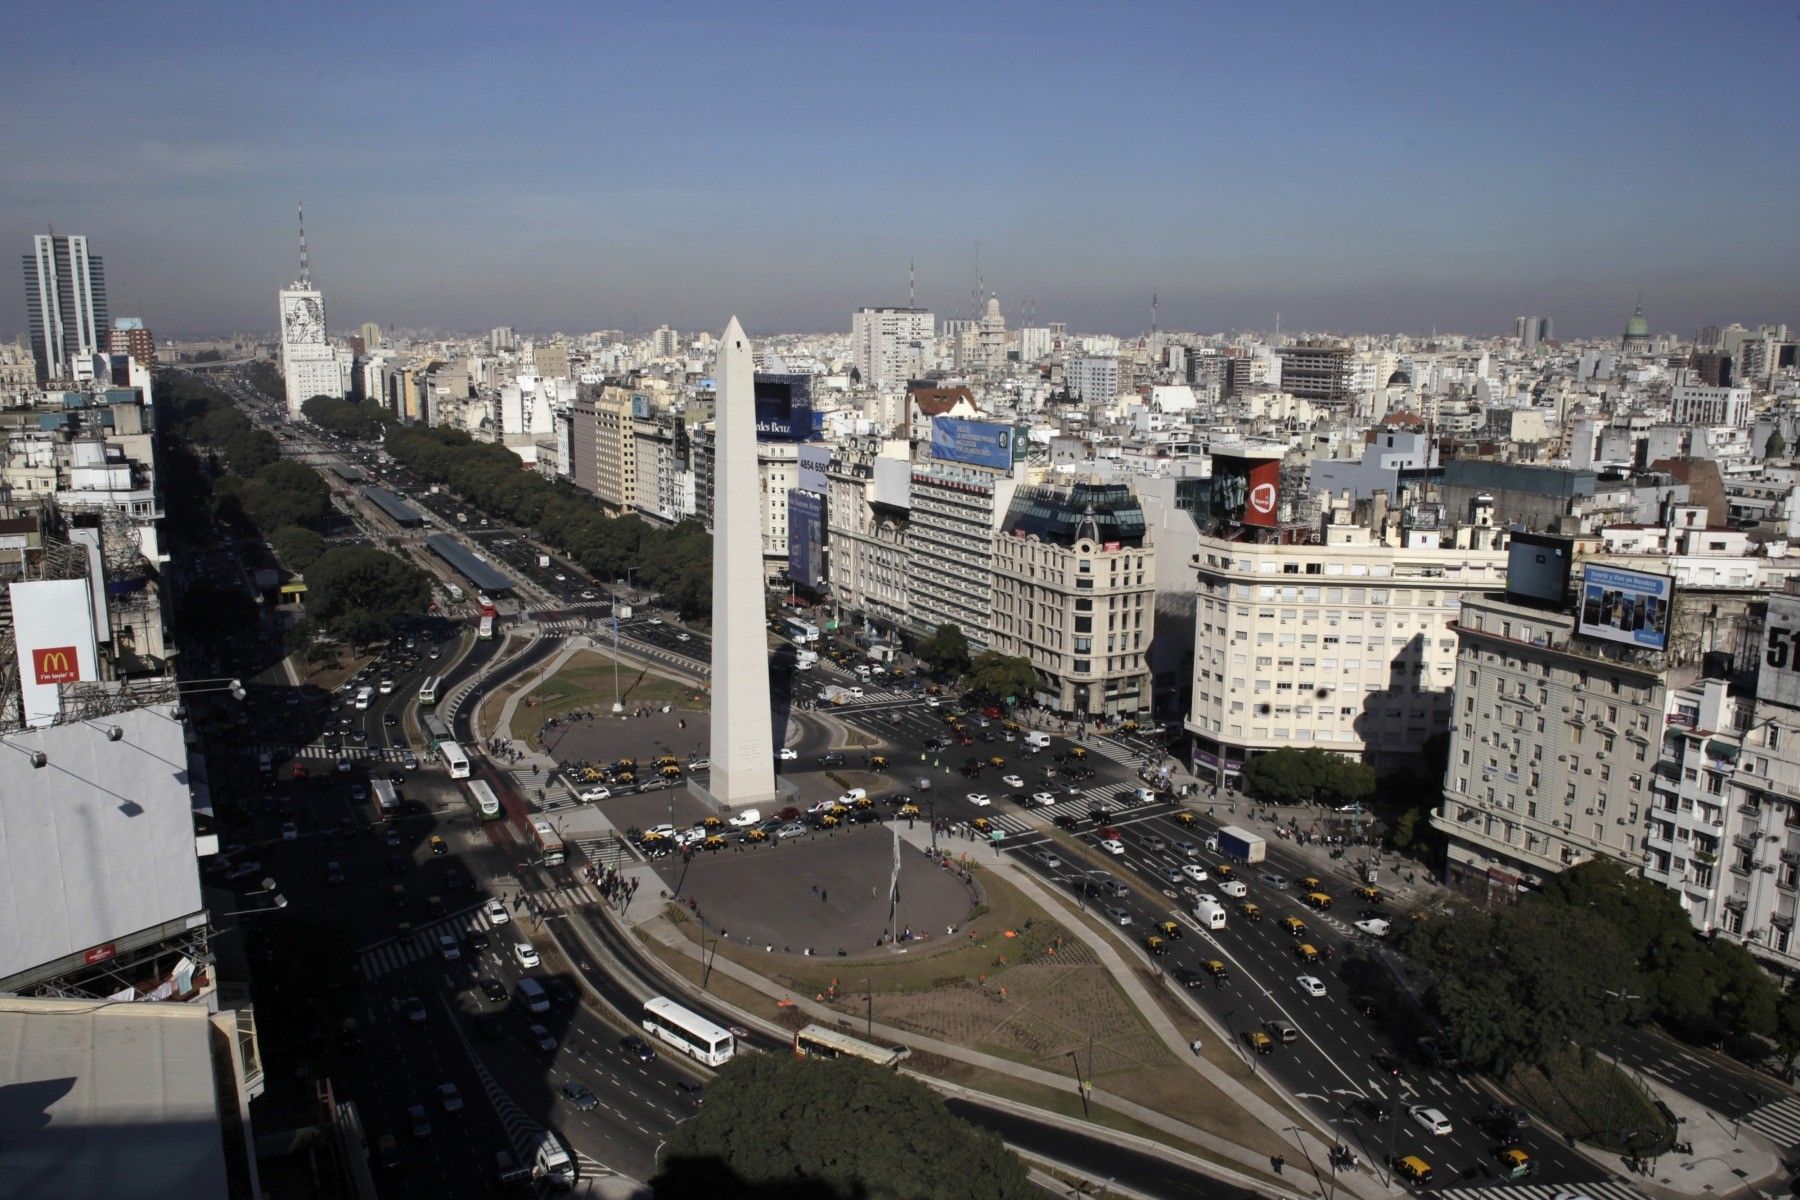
left=851, top=306, right=933, bottom=390
left=1186, top=496, right=1507, bottom=783
left=990, top=480, right=1154, bottom=718
left=906, top=456, right=1019, bottom=649
left=826, top=439, right=912, bottom=636
left=630, top=410, right=689, bottom=524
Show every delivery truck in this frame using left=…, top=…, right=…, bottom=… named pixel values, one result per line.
left=1216, top=825, right=1266, bottom=864
left=1193, top=897, right=1227, bottom=929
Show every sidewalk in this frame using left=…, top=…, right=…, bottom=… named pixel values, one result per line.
left=1596, top=1058, right=1787, bottom=1200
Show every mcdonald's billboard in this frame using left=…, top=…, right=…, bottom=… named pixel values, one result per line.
left=33, top=646, right=80, bottom=684
left=9, top=578, right=99, bottom=729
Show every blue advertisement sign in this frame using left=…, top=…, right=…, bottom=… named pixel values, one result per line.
left=788, top=490, right=826, bottom=591
left=1577, top=565, right=1674, bottom=651
left=931, top=417, right=1015, bottom=469
left=754, top=373, right=813, bottom=442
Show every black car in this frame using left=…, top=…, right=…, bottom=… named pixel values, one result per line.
left=1088, top=806, right=1113, bottom=824
left=1478, top=1114, right=1525, bottom=1145
left=1373, top=1052, right=1404, bottom=1076
left=476, top=1014, right=504, bottom=1041
left=559, top=1080, right=599, bottom=1111
left=1358, top=1097, right=1393, bottom=1121
left=443, top=865, right=469, bottom=890
left=1172, top=966, right=1207, bottom=988
left=479, top=978, right=507, bottom=1002
left=387, top=853, right=407, bottom=875
left=820, top=752, right=846, bottom=767
left=1053, top=814, right=1079, bottom=831
left=620, top=1034, right=656, bottom=1062
left=847, top=808, right=880, bottom=825
left=545, top=978, right=576, bottom=1007
left=1349, top=995, right=1382, bottom=1018
left=466, top=930, right=489, bottom=953
left=1485, top=1103, right=1529, bottom=1129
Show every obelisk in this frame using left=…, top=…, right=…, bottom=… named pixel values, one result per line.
left=707, top=317, right=778, bottom=807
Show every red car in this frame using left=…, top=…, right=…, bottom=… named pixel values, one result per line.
left=775, top=806, right=802, bottom=823
left=291, top=763, right=309, bottom=780
left=956, top=734, right=974, bottom=746
left=983, top=706, right=1003, bottom=719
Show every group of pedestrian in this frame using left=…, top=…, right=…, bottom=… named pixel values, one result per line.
left=485, top=734, right=526, bottom=764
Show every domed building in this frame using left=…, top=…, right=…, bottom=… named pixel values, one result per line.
left=1621, top=299, right=1652, bottom=352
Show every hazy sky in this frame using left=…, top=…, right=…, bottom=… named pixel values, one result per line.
left=5, top=1, right=1796, bottom=340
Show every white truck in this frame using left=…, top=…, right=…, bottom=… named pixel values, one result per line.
left=446, top=583, right=465, bottom=603
left=795, top=649, right=818, bottom=670
left=1193, top=897, right=1227, bottom=930
left=819, top=684, right=855, bottom=704
left=354, top=686, right=374, bottom=710
left=529, top=1130, right=574, bottom=1188
left=538, top=554, right=551, bottom=568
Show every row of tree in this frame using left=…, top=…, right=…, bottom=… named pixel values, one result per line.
left=1240, top=746, right=1378, bottom=807
left=1402, top=859, right=1800, bottom=1073
left=381, top=423, right=714, bottom=616
left=301, top=393, right=388, bottom=440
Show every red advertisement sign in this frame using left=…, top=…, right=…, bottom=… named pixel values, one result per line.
left=33, top=645, right=81, bottom=684
left=83, top=943, right=116, bottom=966
left=1243, top=458, right=1281, bottom=527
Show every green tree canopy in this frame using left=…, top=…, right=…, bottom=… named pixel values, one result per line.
left=654, top=1053, right=1029, bottom=1200
left=303, top=545, right=431, bottom=645
left=239, top=460, right=331, bottom=532
left=919, top=624, right=971, bottom=677
left=1241, top=747, right=1374, bottom=804
left=270, top=525, right=327, bottom=572
left=302, top=394, right=389, bottom=440
left=965, top=651, right=1036, bottom=702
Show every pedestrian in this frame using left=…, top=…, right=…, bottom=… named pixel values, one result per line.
left=1271, top=1156, right=1284, bottom=1175
left=811, top=884, right=818, bottom=898
left=821, top=889, right=827, bottom=903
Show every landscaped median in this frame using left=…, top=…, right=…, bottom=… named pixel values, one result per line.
left=508, top=648, right=708, bottom=742
left=639, top=862, right=1302, bottom=1181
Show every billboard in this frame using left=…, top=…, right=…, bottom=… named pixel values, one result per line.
left=1504, top=532, right=1575, bottom=610
left=754, top=373, right=813, bottom=442
left=1577, top=564, right=1674, bottom=651
left=10, top=578, right=99, bottom=728
left=1210, top=451, right=1282, bottom=528
left=931, top=417, right=1015, bottom=469
left=797, top=443, right=830, bottom=495
left=1759, top=593, right=1800, bottom=707
left=787, top=489, right=827, bottom=591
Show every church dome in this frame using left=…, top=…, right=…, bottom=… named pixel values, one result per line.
left=1386, top=368, right=1411, bottom=387
left=1623, top=300, right=1651, bottom=344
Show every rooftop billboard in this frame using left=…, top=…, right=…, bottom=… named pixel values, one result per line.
left=754, top=373, right=813, bottom=442
left=9, top=577, right=99, bottom=729
left=1210, top=450, right=1282, bottom=528
left=930, top=417, right=1016, bottom=470
left=1577, top=564, right=1674, bottom=651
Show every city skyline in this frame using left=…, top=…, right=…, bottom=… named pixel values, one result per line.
left=4, top=1, right=1796, bottom=340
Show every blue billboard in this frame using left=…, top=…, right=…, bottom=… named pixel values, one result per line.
left=787, top=489, right=827, bottom=591
left=1577, top=565, right=1674, bottom=651
left=754, top=373, right=813, bottom=442
left=931, top=417, right=1016, bottom=469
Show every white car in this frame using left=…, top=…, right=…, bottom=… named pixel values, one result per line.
left=925, top=696, right=941, bottom=708
left=513, top=942, right=540, bottom=969
left=577, top=786, right=611, bottom=802
left=1297, top=975, right=1327, bottom=998
left=438, top=933, right=461, bottom=961
left=1409, top=1105, right=1453, bottom=1136
left=848, top=687, right=864, bottom=698
left=1218, top=879, right=1248, bottom=897
left=1000, top=774, right=1024, bottom=788
left=1099, top=838, right=1126, bottom=856
left=438, top=1082, right=463, bottom=1113
left=1180, top=864, right=1209, bottom=884
left=1354, top=917, right=1392, bottom=938
left=1031, top=791, right=1056, bottom=806
left=966, top=793, right=991, bottom=807
left=777, top=747, right=798, bottom=760
left=728, top=808, right=762, bottom=827
left=484, top=898, right=510, bottom=924
left=336, top=758, right=354, bottom=773
left=280, top=822, right=299, bottom=841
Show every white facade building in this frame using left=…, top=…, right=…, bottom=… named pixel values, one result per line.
left=852, top=307, right=933, bottom=390
left=1069, top=356, right=1120, bottom=404
left=278, top=284, right=343, bottom=418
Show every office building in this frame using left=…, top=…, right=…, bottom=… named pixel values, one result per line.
left=990, top=480, right=1154, bottom=719
left=107, top=318, right=155, bottom=368
left=1275, top=342, right=1353, bottom=408
left=277, top=213, right=343, bottom=417
left=23, top=233, right=108, bottom=383
left=1671, top=377, right=1753, bottom=428
left=907, top=444, right=1020, bottom=650
left=1068, top=356, right=1120, bottom=404
left=852, top=306, right=933, bottom=390
left=826, top=439, right=913, bottom=637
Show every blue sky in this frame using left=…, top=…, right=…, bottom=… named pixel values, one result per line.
left=4, top=1, right=1795, bottom=338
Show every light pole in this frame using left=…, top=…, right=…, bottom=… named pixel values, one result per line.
left=1067, top=1050, right=1090, bottom=1119
left=864, top=976, right=873, bottom=1039
left=612, top=566, right=638, bottom=715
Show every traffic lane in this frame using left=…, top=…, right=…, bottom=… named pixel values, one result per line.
left=1608, top=1025, right=1780, bottom=1114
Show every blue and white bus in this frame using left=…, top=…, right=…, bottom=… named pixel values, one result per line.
left=642, top=996, right=735, bottom=1067
left=782, top=617, right=819, bottom=645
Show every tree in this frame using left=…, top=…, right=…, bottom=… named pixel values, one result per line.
left=965, top=652, right=1036, bottom=702
left=270, top=525, right=327, bottom=572
left=919, top=624, right=971, bottom=677
left=653, top=1053, right=1030, bottom=1200
left=303, top=545, right=431, bottom=646
left=1767, top=429, right=1787, bottom=461
left=240, top=460, right=332, bottom=532
left=1242, top=748, right=1317, bottom=804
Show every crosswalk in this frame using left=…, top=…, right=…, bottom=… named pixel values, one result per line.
left=572, top=836, right=633, bottom=874
left=1743, top=1093, right=1800, bottom=1146
left=1437, top=1182, right=1647, bottom=1200
left=457, top=1012, right=615, bottom=1183
left=355, top=886, right=601, bottom=980
left=509, top=762, right=574, bottom=810
left=964, top=784, right=1163, bottom=836
left=257, top=741, right=408, bottom=763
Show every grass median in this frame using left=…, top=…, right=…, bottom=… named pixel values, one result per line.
left=510, top=649, right=707, bottom=742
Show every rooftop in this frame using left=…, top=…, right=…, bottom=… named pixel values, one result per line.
left=424, top=534, right=512, bottom=594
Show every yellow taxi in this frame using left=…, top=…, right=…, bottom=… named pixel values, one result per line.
left=659, top=765, right=682, bottom=779
left=970, top=816, right=991, bottom=833
left=1142, top=934, right=1167, bottom=956
left=898, top=802, right=921, bottom=818
left=1305, top=892, right=1333, bottom=911
left=1299, top=876, right=1323, bottom=892
left=1393, top=1156, right=1433, bottom=1186
left=1175, top=811, right=1197, bottom=826
left=1238, top=901, right=1261, bottom=920
left=655, top=754, right=679, bottom=768
left=1243, top=1030, right=1273, bottom=1054
left=703, top=835, right=726, bottom=851
left=870, top=755, right=889, bottom=771
left=1214, top=862, right=1233, bottom=879
left=1495, top=1148, right=1532, bottom=1179
left=1295, top=942, right=1320, bottom=963
left=742, top=827, right=768, bottom=843
left=1203, top=959, right=1229, bottom=980
left=1281, top=916, right=1307, bottom=938
left=1156, top=920, right=1184, bottom=941
left=701, top=815, right=722, bottom=829
left=817, top=814, right=840, bottom=829
left=428, top=834, right=447, bottom=855
left=987, top=756, right=1006, bottom=769
left=1068, top=747, right=1089, bottom=761
left=1355, top=885, right=1382, bottom=902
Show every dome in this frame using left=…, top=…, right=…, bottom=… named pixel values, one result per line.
left=1386, top=368, right=1411, bottom=387
left=1623, top=300, right=1651, bottom=343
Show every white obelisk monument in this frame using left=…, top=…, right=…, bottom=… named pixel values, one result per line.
left=707, top=317, right=778, bottom=807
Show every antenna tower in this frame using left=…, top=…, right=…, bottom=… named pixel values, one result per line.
left=908, top=260, right=915, bottom=309
left=1151, top=292, right=1159, bottom=336
left=297, top=202, right=311, bottom=287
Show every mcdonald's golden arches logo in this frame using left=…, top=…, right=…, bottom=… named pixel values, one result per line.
left=32, top=645, right=81, bottom=685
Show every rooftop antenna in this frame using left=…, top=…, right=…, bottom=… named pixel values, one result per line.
left=297, top=201, right=311, bottom=287
left=972, top=240, right=983, bottom=323
left=1275, top=311, right=1281, bottom=337
left=908, top=260, right=916, bottom=309
left=1151, top=292, right=1159, bottom=337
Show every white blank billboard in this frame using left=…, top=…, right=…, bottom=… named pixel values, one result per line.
left=10, top=578, right=99, bottom=729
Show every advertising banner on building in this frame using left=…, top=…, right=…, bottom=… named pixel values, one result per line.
left=754, top=373, right=813, bottom=442
left=1209, top=451, right=1282, bottom=528
left=1577, top=564, right=1675, bottom=651
left=797, top=444, right=830, bottom=495
left=9, top=577, right=100, bottom=728
left=930, top=417, right=1015, bottom=469
left=787, top=489, right=827, bottom=591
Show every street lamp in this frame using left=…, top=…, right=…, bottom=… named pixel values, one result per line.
left=1067, top=1050, right=1090, bottom=1120
left=611, top=566, right=638, bottom=715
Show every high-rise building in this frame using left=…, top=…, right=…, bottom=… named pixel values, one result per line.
left=1513, top=316, right=1551, bottom=350
left=976, top=295, right=1007, bottom=373
left=359, top=321, right=382, bottom=351
left=1068, top=356, right=1120, bottom=404
left=107, top=318, right=155, bottom=368
left=851, top=306, right=933, bottom=389
left=23, top=232, right=108, bottom=383
left=277, top=206, right=343, bottom=417
left=1274, top=342, right=1353, bottom=408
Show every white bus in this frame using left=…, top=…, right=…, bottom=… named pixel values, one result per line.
left=529, top=818, right=565, bottom=866
left=782, top=617, right=819, bottom=645
left=642, top=996, right=735, bottom=1067
left=466, top=779, right=502, bottom=822
left=438, top=740, right=471, bottom=780
left=793, top=1024, right=910, bottom=1069
left=418, top=675, right=442, bottom=706
left=371, top=778, right=402, bottom=817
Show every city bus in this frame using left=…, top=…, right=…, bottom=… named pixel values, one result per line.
left=529, top=818, right=565, bottom=866
left=438, top=740, right=471, bottom=780
left=642, top=996, right=735, bottom=1067
left=782, top=617, right=819, bottom=645
left=466, top=779, right=502, bottom=822
left=421, top=714, right=453, bottom=748
left=418, top=675, right=441, bottom=706
left=793, top=1024, right=910, bottom=1068
left=371, top=778, right=402, bottom=818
